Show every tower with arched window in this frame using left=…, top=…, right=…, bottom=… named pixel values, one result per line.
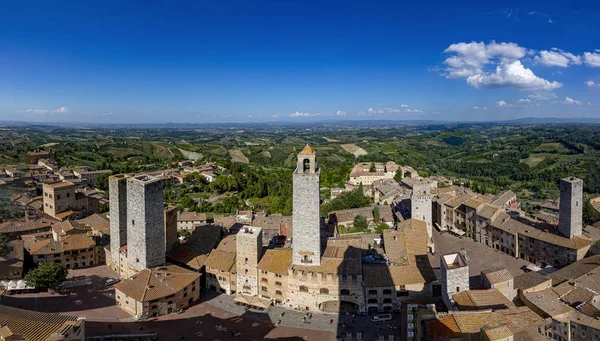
left=292, top=145, right=321, bottom=266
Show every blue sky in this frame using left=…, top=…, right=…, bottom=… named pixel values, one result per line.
left=0, top=1, right=599, bottom=123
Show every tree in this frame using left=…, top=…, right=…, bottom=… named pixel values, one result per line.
left=94, top=173, right=110, bottom=191
left=369, top=162, right=376, bottom=172
left=178, top=229, right=192, bottom=240
left=353, top=215, right=368, bottom=231
left=373, top=206, right=380, bottom=222
left=0, top=234, right=11, bottom=258
left=24, top=263, right=68, bottom=289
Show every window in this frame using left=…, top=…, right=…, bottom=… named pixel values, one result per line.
left=131, top=219, right=135, bottom=225
left=368, top=298, right=378, bottom=304
left=340, top=289, right=350, bottom=296
left=456, top=286, right=460, bottom=293
left=184, top=292, right=187, bottom=297
left=383, top=289, right=392, bottom=295
left=368, top=289, right=377, bottom=295
left=67, top=193, right=70, bottom=198
left=397, top=291, right=409, bottom=297
left=275, top=281, right=282, bottom=286
left=319, top=288, right=329, bottom=295
left=383, top=298, right=392, bottom=304
left=57, top=195, right=61, bottom=200
left=262, top=278, right=268, bottom=283
left=276, top=290, right=283, bottom=295
left=299, top=285, right=308, bottom=293
left=262, top=286, right=268, bottom=292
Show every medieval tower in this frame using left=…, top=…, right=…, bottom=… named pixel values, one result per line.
left=292, top=145, right=321, bottom=266
left=236, top=226, right=263, bottom=296
left=559, top=177, right=583, bottom=239
left=108, top=174, right=132, bottom=271
left=126, top=175, right=166, bottom=272
left=411, top=179, right=433, bottom=240
left=440, top=252, right=469, bottom=310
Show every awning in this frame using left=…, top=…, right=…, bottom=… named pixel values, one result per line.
left=450, top=228, right=465, bottom=236
left=234, top=294, right=252, bottom=305
left=250, top=296, right=272, bottom=309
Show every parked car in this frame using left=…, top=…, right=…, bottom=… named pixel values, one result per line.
left=104, top=278, right=119, bottom=286
left=370, top=313, right=393, bottom=323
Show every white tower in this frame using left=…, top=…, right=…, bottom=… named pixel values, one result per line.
left=292, top=145, right=321, bottom=266
left=411, top=180, right=433, bottom=240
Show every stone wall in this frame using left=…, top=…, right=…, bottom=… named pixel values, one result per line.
left=287, top=271, right=365, bottom=313
left=109, top=175, right=129, bottom=268
left=559, top=177, right=583, bottom=239
left=292, top=169, right=322, bottom=266
left=411, top=185, right=432, bottom=239
left=236, top=227, right=262, bottom=296
left=440, top=254, right=469, bottom=310
left=126, top=176, right=165, bottom=272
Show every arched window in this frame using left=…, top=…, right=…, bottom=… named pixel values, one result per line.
left=299, top=285, right=308, bottom=293
left=320, top=288, right=329, bottom=295
left=276, top=290, right=283, bottom=295
left=340, top=289, right=350, bottom=296
left=303, top=159, right=310, bottom=173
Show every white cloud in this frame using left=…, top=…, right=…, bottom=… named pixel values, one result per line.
left=442, top=41, right=561, bottom=90
left=368, top=108, right=375, bottom=114
left=271, top=114, right=281, bottom=118
left=496, top=100, right=510, bottom=107
left=472, top=106, right=480, bottom=110
left=336, top=110, right=347, bottom=116
left=466, top=60, right=562, bottom=90
left=534, top=49, right=582, bottom=67
left=101, top=112, right=114, bottom=116
left=22, top=106, right=69, bottom=114
left=564, top=96, right=582, bottom=105
left=517, top=98, right=532, bottom=104
left=586, top=80, right=596, bottom=87
left=584, top=52, right=600, bottom=67
left=360, top=106, right=425, bottom=116
left=289, top=111, right=321, bottom=118
left=400, top=104, right=408, bottom=108
left=528, top=92, right=557, bottom=101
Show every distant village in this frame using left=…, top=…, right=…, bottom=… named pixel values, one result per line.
left=1, top=146, right=600, bottom=340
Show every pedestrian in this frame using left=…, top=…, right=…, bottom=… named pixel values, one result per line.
left=309, top=313, right=312, bottom=319
left=329, top=319, right=333, bottom=325
left=281, top=311, right=285, bottom=317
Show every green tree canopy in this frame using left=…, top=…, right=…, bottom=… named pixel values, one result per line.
left=94, top=173, right=110, bottom=191
left=353, top=215, right=368, bottom=231
left=0, top=234, right=11, bottom=258
left=373, top=206, right=380, bottom=222
left=24, top=263, right=68, bottom=289
left=369, top=162, right=376, bottom=172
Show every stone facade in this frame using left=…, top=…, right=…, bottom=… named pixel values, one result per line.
left=109, top=174, right=131, bottom=271
left=126, top=175, right=165, bottom=272
left=292, top=146, right=321, bottom=266
left=236, top=226, right=262, bottom=296
left=411, top=181, right=433, bottom=239
left=441, top=253, right=469, bottom=310
left=559, top=177, right=583, bottom=239
left=164, top=206, right=178, bottom=252
left=42, top=181, right=97, bottom=220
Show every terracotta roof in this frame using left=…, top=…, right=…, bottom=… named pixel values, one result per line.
left=498, top=306, right=545, bottom=328
left=291, top=246, right=362, bottom=275
left=548, top=255, right=600, bottom=285
left=362, top=263, right=435, bottom=287
left=329, top=207, right=373, bottom=224
left=0, top=305, right=80, bottom=341
left=55, top=210, right=77, bottom=220
left=452, top=289, right=515, bottom=311
left=29, top=234, right=96, bottom=255
left=0, top=221, right=53, bottom=234
left=114, top=264, right=199, bottom=302
left=258, top=248, right=292, bottom=275
left=483, top=268, right=513, bottom=285
left=299, top=144, right=316, bottom=155
left=51, top=220, right=89, bottom=236
left=491, top=191, right=516, bottom=207
left=205, top=249, right=236, bottom=272
left=177, top=212, right=207, bottom=222
left=445, top=193, right=476, bottom=209
left=216, top=235, right=237, bottom=253
left=78, top=213, right=110, bottom=235
left=464, top=197, right=486, bottom=209
left=43, top=181, right=75, bottom=189
left=477, top=204, right=502, bottom=220
left=523, top=288, right=574, bottom=318
left=513, top=271, right=551, bottom=291
left=483, top=325, right=513, bottom=340
left=384, top=219, right=428, bottom=266
left=186, top=254, right=209, bottom=271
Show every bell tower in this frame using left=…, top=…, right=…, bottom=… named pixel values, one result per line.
left=292, top=145, right=321, bottom=266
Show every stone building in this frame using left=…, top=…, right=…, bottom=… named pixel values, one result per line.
left=126, top=175, right=165, bottom=272
left=235, top=226, right=263, bottom=296
left=205, top=235, right=237, bottom=295
left=411, top=179, right=433, bottom=240
left=292, top=145, right=321, bottom=266
left=0, top=305, right=85, bottom=341
left=108, top=174, right=131, bottom=272
left=440, top=252, right=470, bottom=310
left=0, top=240, right=24, bottom=279
left=114, top=264, right=200, bottom=318
left=176, top=212, right=208, bottom=231
left=482, top=268, right=516, bottom=301
left=257, top=248, right=293, bottom=305
left=559, top=177, right=583, bottom=239
left=29, top=233, right=100, bottom=269
left=42, top=181, right=98, bottom=220
left=164, top=205, right=178, bottom=252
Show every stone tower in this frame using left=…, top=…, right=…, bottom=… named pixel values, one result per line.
left=109, top=174, right=132, bottom=270
left=236, top=226, right=263, bottom=296
left=411, top=179, right=433, bottom=240
left=440, top=252, right=469, bottom=310
left=126, top=175, right=166, bottom=272
left=292, top=145, right=321, bottom=266
left=559, top=177, right=583, bottom=239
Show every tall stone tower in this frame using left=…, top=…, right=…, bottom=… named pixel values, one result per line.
left=109, top=174, right=132, bottom=270
left=559, top=177, right=583, bottom=239
left=292, top=145, right=321, bottom=266
left=236, top=226, right=263, bottom=296
left=411, top=179, right=433, bottom=240
left=126, top=175, right=166, bottom=272
left=440, top=252, right=469, bottom=310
